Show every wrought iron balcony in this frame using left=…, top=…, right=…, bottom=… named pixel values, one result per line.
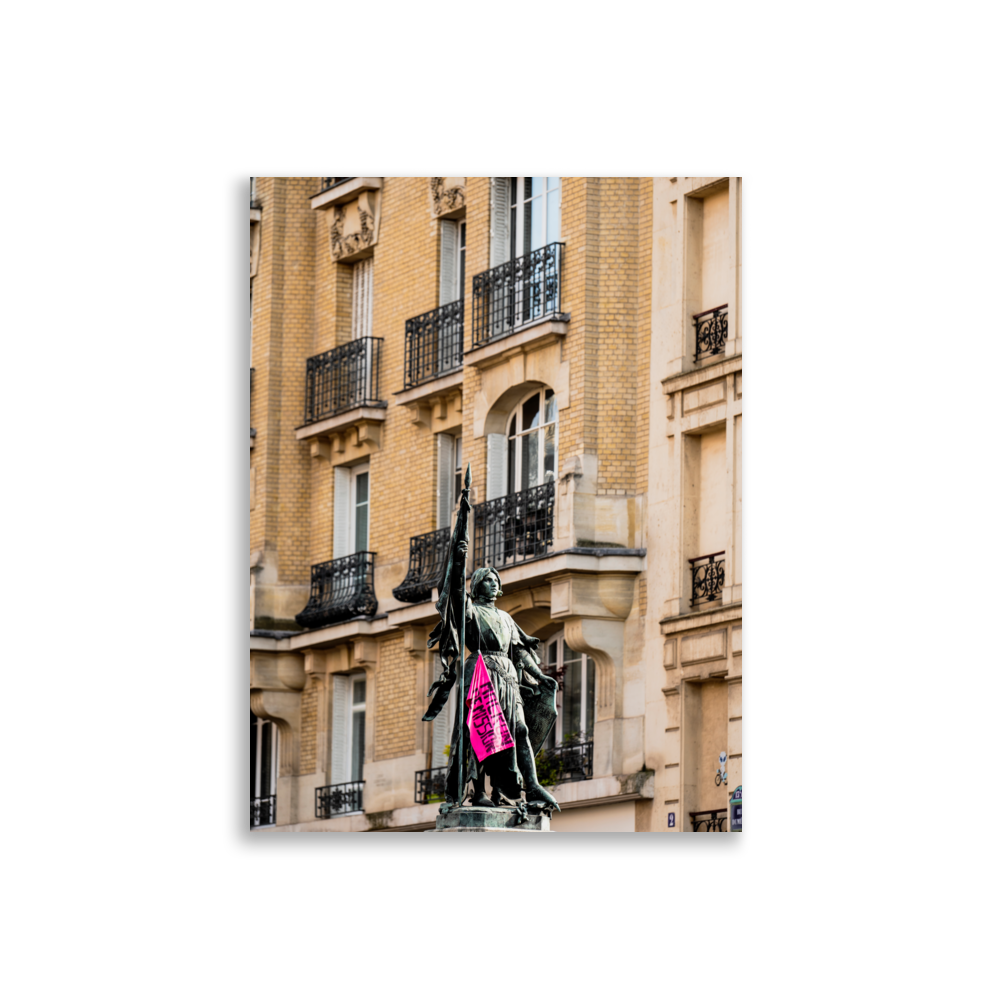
left=414, top=766, right=449, bottom=804
left=295, top=552, right=377, bottom=629
left=392, top=528, right=450, bottom=604
left=320, top=177, right=354, bottom=193
left=473, top=481, right=555, bottom=570
left=536, top=740, right=594, bottom=786
left=251, top=794, right=276, bottom=828
left=690, top=808, right=728, bottom=832
left=316, top=780, right=365, bottom=818
left=690, top=551, right=724, bottom=606
left=471, top=242, right=565, bottom=349
left=403, top=300, right=464, bottom=389
left=303, top=338, right=384, bottom=424
left=694, top=304, right=728, bottom=361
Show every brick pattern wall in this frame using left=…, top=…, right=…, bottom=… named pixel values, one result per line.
left=374, top=637, right=414, bottom=760
left=300, top=674, right=320, bottom=774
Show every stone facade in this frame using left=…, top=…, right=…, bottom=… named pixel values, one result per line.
left=250, top=176, right=742, bottom=833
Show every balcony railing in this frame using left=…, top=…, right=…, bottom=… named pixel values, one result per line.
left=316, top=780, right=365, bottom=818
left=392, top=528, right=450, bottom=604
left=403, top=300, right=464, bottom=389
left=251, top=794, right=276, bottom=828
left=303, top=338, right=384, bottom=424
left=694, top=304, right=728, bottom=361
left=320, top=177, right=354, bottom=193
left=295, top=553, right=377, bottom=629
left=690, top=551, right=725, bottom=606
left=690, top=809, right=728, bottom=832
left=536, top=740, right=593, bottom=786
left=471, top=242, right=565, bottom=349
left=414, top=766, right=449, bottom=805
left=473, top=481, right=555, bottom=570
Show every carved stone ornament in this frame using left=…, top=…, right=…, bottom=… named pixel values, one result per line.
left=431, top=177, right=466, bottom=217
left=250, top=218, right=261, bottom=278
left=329, top=190, right=381, bottom=263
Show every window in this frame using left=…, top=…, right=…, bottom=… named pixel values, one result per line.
left=506, top=388, right=557, bottom=494
left=439, top=220, right=466, bottom=306
left=351, top=465, right=369, bottom=552
left=544, top=634, right=595, bottom=747
left=330, top=673, right=366, bottom=791
left=430, top=653, right=457, bottom=769
left=509, top=177, right=561, bottom=260
left=453, top=436, right=463, bottom=506
left=251, top=710, right=279, bottom=823
left=350, top=675, right=366, bottom=782
left=352, top=258, right=373, bottom=340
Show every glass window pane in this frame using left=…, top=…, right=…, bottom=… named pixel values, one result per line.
left=353, top=678, right=366, bottom=704
left=548, top=641, right=558, bottom=667
left=531, top=177, right=545, bottom=198
left=351, top=709, right=365, bottom=781
left=544, top=389, right=557, bottom=425
left=531, top=194, right=545, bottom=251
left=547, top=176, right=560, bottom=191
left=522, top=393, right=540, bottom=430
left=523, top=429, right=539, bottom=489
left=251, top=715, right=258, bottom=798
left=563, top=660, right=581, bottom=741
left=260, top=722, right=272, bottom=798
left=544, top=423, right=555, bottom=483
left=355, top=502, right=368, bottom=553
left=586, top=657, right=595, bottom=737
left=355, top=472, right=368, bottom=504
left=547, top=190, right=561, bottom=243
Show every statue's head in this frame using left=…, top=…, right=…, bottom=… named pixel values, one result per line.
left=470, top=566, right=502, bottom=602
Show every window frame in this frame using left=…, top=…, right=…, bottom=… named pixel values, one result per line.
left=509, top=177, right=561, bottom=260
left=349, top=464, right=370, bottom=553
left=350, top=673, right=367, bottom=783
left=505, top=387, right=558, bottom=495
left=544, top=633, right=595, bottom=747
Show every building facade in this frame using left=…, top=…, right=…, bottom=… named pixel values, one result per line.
left=249, top=176, right=742, bottom=833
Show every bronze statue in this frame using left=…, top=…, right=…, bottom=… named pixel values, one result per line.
left=423, top=465, right=560, bottom=812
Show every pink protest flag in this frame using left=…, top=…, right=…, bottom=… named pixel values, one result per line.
left=465, top=653, right=514, bottom=762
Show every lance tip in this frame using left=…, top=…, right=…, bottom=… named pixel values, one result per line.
left=464, top=463, right=471, bottom=487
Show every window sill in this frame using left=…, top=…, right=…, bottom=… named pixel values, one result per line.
left=393, top=367, right=463, bottom=406
left=464, top=315, right=569, bottom=370
left=250, top=206, right=262, bottom=224
left=310, top=177, right=382, bottom=211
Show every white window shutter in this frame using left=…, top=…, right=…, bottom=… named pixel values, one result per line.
left=436, top=434, right=455, bottom=530
left=333, top=467, right=351, bottom=558
left=352, top=259, right=373, bottom=340
left=439, top=220, right=457, bottom=305
left=430, top=654, right=449, bottom=768
left=490, top=178, right=510, bottom=268
left=331, top=674, right=350, bottom=784
left=486, top=433, right=508, bottom=500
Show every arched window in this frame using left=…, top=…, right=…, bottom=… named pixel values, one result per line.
left=506, top=388, right=557, bottom=495
left=543, top=633, right=595, bottom=748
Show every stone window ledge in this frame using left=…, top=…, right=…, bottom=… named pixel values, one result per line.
left=550, top=771, right=655, bottom=810
left=464, top=316, right=569, bottom=371
left=250, top=206, right=261, bottom=224
left=494, top=546, right=646, bottom=592
left=294, top=405, right=387, bottom=443
left=310, top=177, right=382, bottom=211
left=660, top=352, right=741, bottom=396
left=393, top=368, right=463, bottom=408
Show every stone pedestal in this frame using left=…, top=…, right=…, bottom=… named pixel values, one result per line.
left=430, top=805, right=551, bottom=833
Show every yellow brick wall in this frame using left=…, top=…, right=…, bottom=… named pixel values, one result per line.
left=299, top=674, right=320, bottom=774
left=253, top=176, right=659, bottom=765
left=374, top=637, right=414, bottom=760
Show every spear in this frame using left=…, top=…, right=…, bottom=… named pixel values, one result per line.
left=456, top=462, right=471, bottom=807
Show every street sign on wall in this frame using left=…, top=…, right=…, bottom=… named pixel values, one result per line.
left=730, top=785, right=742, bottom=832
